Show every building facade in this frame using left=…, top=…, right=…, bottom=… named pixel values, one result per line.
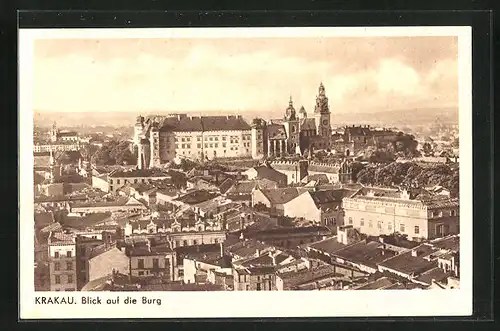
left=47, top=232, right=78, bottom=291
left=134, top=114, right=253, bottom=167
left=342, top=189, right=460, bottom=241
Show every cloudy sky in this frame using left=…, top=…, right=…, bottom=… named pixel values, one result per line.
left=34, top=36, right=458, bottom=114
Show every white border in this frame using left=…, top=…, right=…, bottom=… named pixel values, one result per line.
left=19, top=26, right=473, bottom=319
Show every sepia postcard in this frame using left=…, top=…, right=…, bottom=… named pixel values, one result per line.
left=19, top=26, right=472, bottom=319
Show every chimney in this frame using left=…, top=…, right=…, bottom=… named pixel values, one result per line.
left=219, top=242, right=224, bottom=257
left=146, top=239, right=151, bottom=252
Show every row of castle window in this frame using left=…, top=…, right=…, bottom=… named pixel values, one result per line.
left=174, top=142, right=249, bottom=149
left=172, top=135, right=251, bottom=142
left=54, top=251, right=72, bottom=258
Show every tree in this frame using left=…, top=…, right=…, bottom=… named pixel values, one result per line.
left=91, top=140, right=137, bottom=166
left=167, top=170, right=187, bottom=189
left=422, top=142, right=434, bottom=156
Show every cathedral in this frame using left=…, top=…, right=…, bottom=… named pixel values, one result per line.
left=250, top=82, right=334, bottom=160
left=133, top=82, right=368, bottom=168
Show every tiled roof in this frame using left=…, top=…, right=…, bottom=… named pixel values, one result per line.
left=50, top=231, right=75, bottom=244
left=310, top=189, right=355, bottom=209
left=332, top=240, right=396, bottom=269
left=140, top=282, right=225, bottom=291
left=266, top=123, right=287, bottom=140
left=127, top=243, right=173, bottom=256
left=415, top=267, right=450, bottom=286
left=299, top=118, right=316, bottom=130
left=251, top=226, right=331, bottom=237
left=109, top=168, right=170, bottom=178
left=81, top=272, right=133, bottom=291
left=430, top=235, right=460, bottom=252
left=253, top=165, right=287, bottom=183
left=260, top=187, right=301, bottom=205
left=60, top=212, right=111, bottom=230
left=174, top=190, right=218, bottom=205
left=307, top=236, right=348, bottom=255
left=354, top=277, right=397, bottom=290
left=155, top=115, right=251, bottom=132
left=378, top=244, right=439, bottom=276
left=219, top=178, right=236, bottom=194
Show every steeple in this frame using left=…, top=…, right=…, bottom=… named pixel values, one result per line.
left=284, top=95, right=297, bottom=121
left=49, top=148, right=55, bottom=183
left=314, top=82, right=329, bottom=114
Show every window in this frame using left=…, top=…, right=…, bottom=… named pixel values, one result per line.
left=66, top=251, right=72, bottom=258
left=117, top=179, right=121, bottom=184
left=197, top=143, right=201, bottom=148
left=175, top=240, right=180, bottom=247
left=246, top=285, right=250, bottom=291
left=66, top=262, right=72, bottom=270
left=67, top=274, right=73, bottom=283
left=388, top=222, right=393, bottom=231
left=256, top=283, right=261, bottom=291
left=222, top=143, right=226, bottom=148
left=109, top=179, right=113, bottom=184
left=54, top=251, right=59, bottom=258
left=400, top=223, right=405, bottom=232
left=360, top=219, right=364, bottom=226
left=142, top=179, right=146, bottom=183
left=134, top=179, right=138, bottom=183
left=152, top=258, right=159, bottom=269
left=183, top=240, right=188, bottom=246
left=193, top=240, right=198, bottom=245
left=55, top=275, right=61, bottom=284
left=368, top=220, right=373, bottom=228
left=54, top=262, right=60, bottom=271
left=414, top=226, right=420, bottom=234
left=451, top=209, right=457, bottom=216
left=222, top=136, right=226, bottom=141
left=377, top=221, right=382, bottom=229
left=214, top=238, right=218, bottom=244
left=138, top=259, right=145, bottom=269
left=215, top=137, right=219, bottom=141
left=348, top=217, right=353, bottom=225
left=138, top=271, right=144, bottom=276
left=205, top=144, right=208, bottom=148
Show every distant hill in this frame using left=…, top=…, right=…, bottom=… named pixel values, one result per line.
left=33, top=107, right=458, bottom=130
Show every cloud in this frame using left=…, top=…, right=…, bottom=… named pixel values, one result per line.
left=33, top=36, right=459, bottom=114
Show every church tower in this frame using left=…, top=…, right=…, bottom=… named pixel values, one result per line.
left=48, top=149, right=61, bottom=183
left=313, top=82, right=332, bottom=138
left=283, top=96, right=299, bottom=155
left=49, top=122, right=58, bottom=143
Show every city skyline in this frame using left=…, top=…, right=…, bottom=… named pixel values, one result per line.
left=34, top=36, right=458, bottom=114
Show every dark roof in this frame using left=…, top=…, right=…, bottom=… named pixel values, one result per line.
left=174, top=190, right=218, bottom=205
left=378, top=244, right=439, bottom=276
left=415, top=267, right=450, bottom=286
left=309, top=189, right=355, bottom=209
left=332, top=240, right=396, bottom=269
left=250, top=226, right=331, bottom=237
left=219, top=178, right=236, bottom=194
left=81, top=272, right=133, bottom=291
left=345, top=126, right=372, bottom=136
left=59, top=212, right=111, bottom=230
left=140, top=282, right=225, bottom=291
left=355, top=277, right=397, bottom=290
left=259, top=187, right=301, bottom=205
left=308, top=237, right=348, bottom=255
left=430, top=235, right=460, bottom=252
left=127, top=243, right=173, bottom=256
left=109, top=168, right=170, bottom=178
left=266, top=123, right=287, bottom=139
left=252, top=165, right=287, bottom=183
left=156, top=115, right=251, bottom=132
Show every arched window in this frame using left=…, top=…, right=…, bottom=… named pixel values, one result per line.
left=291, top=125, right=296, bottom=133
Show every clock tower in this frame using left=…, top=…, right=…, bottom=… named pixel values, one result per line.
left=313, top=82, right=332, bottom=138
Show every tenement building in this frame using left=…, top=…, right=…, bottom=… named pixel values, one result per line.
left=342, top=187, right=459, bottom=241
left=134, top=114, right=253, bottom=167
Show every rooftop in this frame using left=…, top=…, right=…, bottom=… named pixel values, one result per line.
left=151, top=114, right=251, bottom=133
left=332, top=240, right=396, bottom=269
left=415, top=267, right=450, bottom=286
left=109, top=168, right=170, bottom=178
left=259, top=187, right=301, bottom=205
left=430, top=235, right=460, bottom=252
left=378, top=244, right=439, bottom=276
left=127, top=243, right=173, bottom=256
left=307, top=236, right=348, bottom=255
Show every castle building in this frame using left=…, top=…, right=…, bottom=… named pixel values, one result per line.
left=250, top=82, right=333, bottom=160
left=134, top=114, right=252, bottom=168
